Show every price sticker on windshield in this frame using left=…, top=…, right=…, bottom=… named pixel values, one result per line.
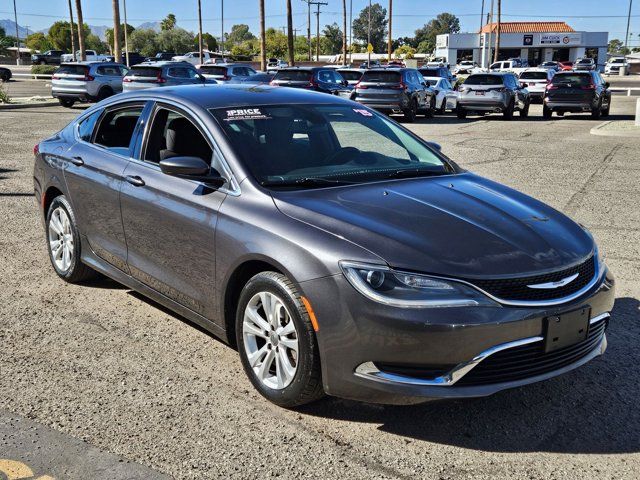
left=224, top=108, right=271, bottom=121
left=353, top=108, right=373, bottom=117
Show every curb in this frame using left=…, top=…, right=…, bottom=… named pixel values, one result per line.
left=0, top=101, right=59, bottom=110
left=590, top=120, right=640, bottom=138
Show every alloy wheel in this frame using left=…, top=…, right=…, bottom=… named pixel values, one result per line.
left=48, top=206, right=74, bottom=272
left=242, top=291, right=299, bottom=390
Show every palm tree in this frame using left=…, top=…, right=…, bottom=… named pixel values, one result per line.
left=67, top=0, right=76, bottom=59
left=342, top=0, right=347, bottom=65
left=112, top=0, right=121, bottom=60
left=74, top=0, right=85, bottom=61
left=387, top=0, right=392, bottom=62
left=259, top=0, right=266, bottom=71
left=286, top=0, right=295, bottom=66
left=493, top=0, right=501, bottom=63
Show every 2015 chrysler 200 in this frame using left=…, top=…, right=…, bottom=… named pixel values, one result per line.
left=33, top=85, right=615, bottom=407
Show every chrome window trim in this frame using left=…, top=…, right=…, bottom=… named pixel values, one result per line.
left=355, top=312, right=610, bottom=387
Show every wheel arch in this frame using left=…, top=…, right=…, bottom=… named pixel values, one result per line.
left=42, top=185, right=64, bottom=214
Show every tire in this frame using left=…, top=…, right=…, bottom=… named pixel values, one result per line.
left=423, top=96, right=435, bottom=118
left=602, top=98, right=611, bottom=117
left=236, top=271, right=324, bottom=408
left=456, top=106, right=467, bottom=119
left=543, top=104, right=552, bottom=119
left=519, top=99, right=530, bottom=118
left=503, top=100, right=514, bottom=120
left=591, top=99, right=602, bottom=119
left=0, top=74, right=9, bottom=82
left=58, top=98, right=75, bottom=108
left=97, top=87, right=113, bottom=101
left=45, top=195, right=97, bottom=283
left=438, top=97, right=447, bottom=115
left=39, top=60, right=46, bottom=65
left=403, top=99, right=417, bottom=123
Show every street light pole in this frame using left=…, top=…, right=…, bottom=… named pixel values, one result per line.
left=13, top=0, right=20, bottom=65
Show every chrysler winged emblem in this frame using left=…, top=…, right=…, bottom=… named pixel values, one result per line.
left=527, top=273, right=579, bottom=289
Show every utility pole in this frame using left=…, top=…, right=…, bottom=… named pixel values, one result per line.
left=309, top=1, right=327, bottom=62
left=480, top=0, right=485, bottom=31
left=349, top=0, right=353, bottom=64
left=493, top=0, right=501, bottom=63
left=221, top=0, right=224, bottom=57
left=12, top=0, right=20, bottom=65
left=367, top=0, right=371, bottom=66
left=287, top=0, right=295, bottom=66
left=75, top=0, right=86, bottom=61
left=301, top=0, right=312, bottom=61
left=387, top=0, right=392, bottom=62
left=624, top=0, right=633, bottom=54
left=67, top=0, right=76, bottom=61
left=486, top=0, right=494, bottom=68
left=342, top=0, right=347, bottom=65
left=123, top=0, right=129, bottom=66
left=259, top=0, right=266, bottom=70
left=198, top=0, right=203, bottom=64
left=112, top=0, right=121, bottom=61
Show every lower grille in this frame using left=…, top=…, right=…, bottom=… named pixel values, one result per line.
left=456, top=317, right=607, bottom=387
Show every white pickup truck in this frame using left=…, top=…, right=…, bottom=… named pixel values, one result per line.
left=171, top=51, right=214, bottom=65
left=60, top=50, right=114, bottom=63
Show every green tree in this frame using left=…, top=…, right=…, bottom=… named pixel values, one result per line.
left=352, top=3, right=387, bottom=53
left=393, top=44, right=415, bottom=59
left=25, top=32, right=53, bottom=52
left=194, top=32, right=217, bottom=51
left=161, top=13, right=177, bottom=31
left=47, top=21, right=91, bottom=51
left=413, top=13, right=460, bottom=53
left=129, top=28, right=159, bottom=57
left=227, top=24, right=255, bottom=45
left=0, top=26, right=6, bottom=37
left=323, top=23, right=343, bottom=54
left=265, top=27, right=288, bottom=58
left=608, top=39, right=629, bottom=55
left=85, top=33, right=107, bottom=52
left=106, top=23, right=135, bottom=53
left=158, top=27, right=193, bottom=53
left=231, top=39, right=257, bottom=58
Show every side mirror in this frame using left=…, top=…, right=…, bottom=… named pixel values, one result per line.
left=427, top=142, right=442, bottom=151
left=159, top=156, right=226, bottom=186
left=197, top=73, right=207, bottom=82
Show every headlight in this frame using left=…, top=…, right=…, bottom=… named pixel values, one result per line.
left=340, top=262, right=497, bottom=308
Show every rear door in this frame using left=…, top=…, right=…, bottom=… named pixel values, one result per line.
left=63, top=102, right=150, bottom=272
left=120, top=103, right=231, bottom=320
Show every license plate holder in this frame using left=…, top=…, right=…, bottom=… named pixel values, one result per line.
left=475, top=91, right=485, bottom=96
left=544, top=306, right=590, bottom=353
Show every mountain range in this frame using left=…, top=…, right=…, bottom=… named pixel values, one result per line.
left=1, top=19, right=162, bottom=42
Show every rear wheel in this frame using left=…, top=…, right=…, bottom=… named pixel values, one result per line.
left=602, top=98, right=611, bottom=117
left=58, top=98, right=75, bottom=108
left=403, top=99, right=417, bottom=123
left=543, top=104, right=552, bottom=119
left=519, top=99, right=530, bottom=118
left=591, top=100, right=602, bottom=119
left=423, top=96, right=436, bottom=118
left=1, top=73, right=10, bottom=82
left=97, top=87, right=113, bottom=101
left=503, top=100, right=514, bottom=120
left=236, top=272, right=324, bottom=407
left=456, top=106, right=467, bottom=119
left=45, top=196, right=97, bottom=283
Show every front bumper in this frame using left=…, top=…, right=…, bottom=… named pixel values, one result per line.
left=301, top=266, right=615, bottom=404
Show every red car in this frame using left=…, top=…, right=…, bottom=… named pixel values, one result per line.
left=558, top=61, right=573, bottom=71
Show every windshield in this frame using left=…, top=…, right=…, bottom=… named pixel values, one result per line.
left=274, top=70, right=312, bottom=81
left=520, top=71, right=548, bottom=80
left=210, top=104, right=452, bottom=189
left=419, top=69, right=441, bottom=77
left=127, top=67, right=160, bottom=77
left=361, top=70, right=401, bottom=82
left=423, top=79, right=438, bottom=86
left=552, top=73, right=591, bottom=86
left=338, top=70, right=363, bottom=81
left=611, top=58, right=625, bottom=64
left=464, top=75, right=503, bottom=85
left=577, top=59, right=592, bottom=64
left=56, top=65, right=89, bottom=75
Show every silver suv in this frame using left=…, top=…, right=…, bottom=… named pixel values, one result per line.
left=456, top=72, right=530, bottom=120
left=196, top=63, right=257, bottom=83
left=122, top=62, right=213, bottom=92
left=52, top=62, right=128, bottom=108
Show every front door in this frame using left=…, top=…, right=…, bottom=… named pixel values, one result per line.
left=120, top=103, right=228, bottom=319
left=63, top=102, right=147, bottom=272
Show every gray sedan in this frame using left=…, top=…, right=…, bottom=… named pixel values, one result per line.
left=33, top=85, right=614, bottom=407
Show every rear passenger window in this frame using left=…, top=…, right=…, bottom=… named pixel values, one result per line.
left=77, top=110, right=102, bottom=142
left=93, top=105, right=144, bottom=156
left=96, top=65, right=121, bottom=76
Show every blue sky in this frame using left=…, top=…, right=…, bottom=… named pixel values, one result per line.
left=3, top=0, right=639, bottom=44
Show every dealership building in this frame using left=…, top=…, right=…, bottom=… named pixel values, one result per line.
left=435, top=21, right=608, bottom=68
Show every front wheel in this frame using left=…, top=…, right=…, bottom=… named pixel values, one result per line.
left=45, top=196, right=97, bottom=283
left=236, top=272, right=324, bottom=407
left=591, top=100, right=602, bottom=119
left=602, top=98, right=611, bottom=117
left=519, top=100, right=530, bottom=118
left=58, top=98, right=75, bottom=108
left=456, top=106, right=467, bottom=119
left=403, top=99, right=417, bottom=123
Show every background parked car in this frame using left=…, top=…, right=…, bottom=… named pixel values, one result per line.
left=351, top=68, right=435, bottom=122
left=31, top=50, right=65, bottom=65
left=418, top=66, right=455, bottom=83
left=228, top=72, right=274, bottom=85
left=558, top=61, right=574, bottom=71
left=359, top=60, right=381, bottom=69
left=172, top=51, right=213, bottom=65
left=456, top=72, right=530, bottom=120
left=605, top=57, right=628, bottom=75
left=454, top=60, right=479, bottom=75
left=518, top=68, right=555, bottom=103
left=144, top=52, right=177, bottom=62
left=61, top=50, right=113, bottom=63
left=267, top=59, right=289, bottom=71
left=539, top=61, right=560, bottom=72
left=0, top=66, right=12, bottom=82
left=197, top=63, right=257, bottom=82
left=543, top=70, right=611, bottom=119
left=118, top=51, right=146, bottom=66
left=421, top=76, right=457, bottom=114
left=270, top=67, right=351, bottom=97
left=574, top=58, right=596, bottom=71
left=52, top=62, right=128, bottom=107
left=336, top=68, right=364, bottom=85
left=123, top=62, right=211, bottom=92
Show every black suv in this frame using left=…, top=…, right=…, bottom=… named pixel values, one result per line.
left=352, top=68, right=435, bottom=122
left=270, top=67, right=351, bottom=97
left=144, top=52, right=177, bottom=62
left=31, top=50, right=65, bottom=65
left=543, top=71, right=611, bottom=119
left=119, top=51, right=146, bottom=66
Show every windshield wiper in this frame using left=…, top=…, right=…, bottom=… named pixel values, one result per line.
left=261, top=177, right=356, bottom=188
left=386, top=168, right=445, bottom=179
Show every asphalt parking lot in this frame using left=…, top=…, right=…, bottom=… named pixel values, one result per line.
left=1, top=97, right=639, bottom=479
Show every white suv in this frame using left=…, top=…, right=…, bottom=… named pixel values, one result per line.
left=605, top=57, right=628, bottom=75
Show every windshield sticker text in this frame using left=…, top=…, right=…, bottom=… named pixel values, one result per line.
left=225, top=108, right=271, bottom=121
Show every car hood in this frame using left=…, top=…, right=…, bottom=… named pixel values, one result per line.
left=271, top=173, right=594, bottom=278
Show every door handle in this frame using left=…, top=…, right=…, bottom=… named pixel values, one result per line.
left=125, top=175, right=145, bottom=187
left=69, top=156, right=84, bottom=166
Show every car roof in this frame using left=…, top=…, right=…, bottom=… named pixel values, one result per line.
left=61, top=61, right=122, bottom=67
left=109, top=84, right=352, bottom=109
left=131, top=61, right=193, bottom=67
left=522, top=68, right=550, bottom=72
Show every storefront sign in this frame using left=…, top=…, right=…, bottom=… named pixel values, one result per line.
left=523, top=34, right=533, bottom=46
left=539, top=33, right=582, bottom=46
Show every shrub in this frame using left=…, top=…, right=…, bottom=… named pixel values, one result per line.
left=31, top=65, right=58, bottom=76
left=0, top=82, right=10, bottom=104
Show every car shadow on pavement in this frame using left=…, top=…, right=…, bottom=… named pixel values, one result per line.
left=300, top=296, right=640, bottom=454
